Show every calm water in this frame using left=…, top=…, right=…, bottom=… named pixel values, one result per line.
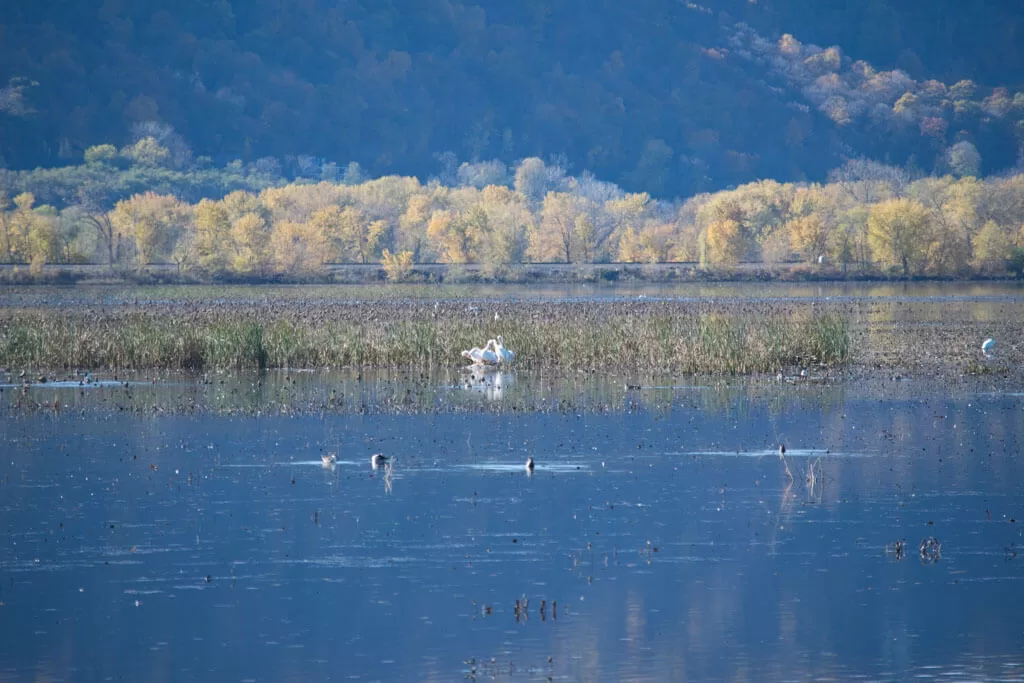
left=2, top=372, right=1023, bottom=682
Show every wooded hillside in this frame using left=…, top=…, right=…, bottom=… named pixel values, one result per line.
left=2, top=1, right=1023, bottom=197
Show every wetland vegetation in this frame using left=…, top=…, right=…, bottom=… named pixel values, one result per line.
left=0, top=295, right=849, bottom=374
left=2, top=281, right=1020, bottom=382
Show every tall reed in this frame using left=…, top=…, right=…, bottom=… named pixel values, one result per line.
left=0, top=304, right=850, bottom=374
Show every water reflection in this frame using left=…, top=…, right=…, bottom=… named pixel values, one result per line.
left=1, top=375, right=1023, bottom=681
left=460, top=365, right=515, bottom=401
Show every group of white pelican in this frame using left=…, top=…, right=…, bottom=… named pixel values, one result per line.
left=461, top=335, right=515, bottom=366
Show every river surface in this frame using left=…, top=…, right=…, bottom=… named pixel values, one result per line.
left=2, top=368, right=1023, bottom=682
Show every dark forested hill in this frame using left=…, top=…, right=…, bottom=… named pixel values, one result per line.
left=725, top=0, right=1024, bottom=85
left=1, top=0, right=1022, bottom=197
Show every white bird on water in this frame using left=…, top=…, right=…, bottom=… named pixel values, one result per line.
left=526, top=456, right=535, bottom=473
left=321, top=453, right=337, bottom=468
left=461, top=340, right=499, bottom=365
left=493, top=335, right=515, bottom=364
left=371, top=453, right=389, bottom=470
left=982, top=338, right=996, bottom=356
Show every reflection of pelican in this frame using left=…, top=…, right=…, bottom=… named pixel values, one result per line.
left=526, top=456, right=535, bottom=473
left=461, top=366, right=514, bottom=401
left=982, top=338, right=995, bottom=356
left=371, top=453, right=388, bottom=470
left=461, top=340, right=498, bottom=366
left=494, top=335, right=515, bottom=364
left=321, top=453, right=337, bottom=468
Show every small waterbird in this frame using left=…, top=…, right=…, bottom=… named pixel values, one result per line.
left=371, top=453, right=388, bottom=470
left=321, top=453, right=337, bottom=467
left=526, top=456, right=535, bottom=473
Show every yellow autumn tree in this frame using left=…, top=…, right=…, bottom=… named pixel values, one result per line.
left=336, top=206, right=386, bottom=264
left=618, top=224, right=675, bottom=263
left=192, top=199, right=233, bottom=273
left=703, top=218, right=745, bottom=267
left=971, top=221, right=1012, bottom=273
left=396, top=192, right=435, bottom=261
left=867, top=198, right=932, bottom=277
left=787, top=214, right=829, bottom=263
left=5, top=193, right=38, bottom=263
left=307, top=205, right=345, bottom=263
left=426, top=208, right=484, bottom=264
left=477, top=185, right=530, bottom=276
left=110, top=192, right=191, bottom=266
left=380, top=248, right=415, bottom=281
left=529, top=192, right=591, bottom=263
left=271, top=220, right=327, bottom=276
left=230, top=213, right=273, bottom=276
left=26, top=209, right=58, bottom=274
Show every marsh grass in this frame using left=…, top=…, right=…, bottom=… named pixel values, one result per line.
left=0, top=305, right=850, bottom=374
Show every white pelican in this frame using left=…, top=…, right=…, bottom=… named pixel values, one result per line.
left=321, top=453, right=337, bottom=468
left=526, top=456, right=535, bottom=473
left=371, top=453, right=388, bottom=470
left=461, top=340, right=498, bottom=365
left=494, top=335, right=515, bottom=364
left=982, top=338, right=995, bottom=356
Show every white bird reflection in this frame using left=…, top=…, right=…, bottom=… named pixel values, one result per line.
left=461, top=365, right=514, bottom=401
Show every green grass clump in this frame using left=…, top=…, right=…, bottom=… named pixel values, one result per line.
left=0, top=303, right=850, bottom=374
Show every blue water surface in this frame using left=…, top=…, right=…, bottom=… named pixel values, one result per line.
left=1, top=375, right=1023, bottom=681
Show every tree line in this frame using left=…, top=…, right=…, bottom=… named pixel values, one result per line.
left=2, top=144, right=1023, bottom=280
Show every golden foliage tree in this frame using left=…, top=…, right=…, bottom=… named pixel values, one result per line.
left=271, top=220, right=327, bottom=275
left=380, top=248, right=415, bottom=281
left=787, top=214, right=829, bottom=263
left=26, top=209, right=58, bottom=273
left=618, top=223, right=675, bottom=263
left=703, top=218, right=745, bottom=267
left=427, top=209, right=475, bottom=264
left=335, top=206, right=386, bottom=264
left=477, top=185, right=530, bottom=275
left=971, top=221, right=1013, bottom=273
left=110, top=192, right=191, bottom=266
left=230, top=213, right=273, bottom=275
left=529, top=192, right=590, bottom=263
left=867, top=198, right=932, bottom=276
left=4, top=193, right=37, bottom=263
left=192, top=199, right=233, bottom=273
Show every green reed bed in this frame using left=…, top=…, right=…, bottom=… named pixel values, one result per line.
left=0, top=305, right=849, bottom=374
